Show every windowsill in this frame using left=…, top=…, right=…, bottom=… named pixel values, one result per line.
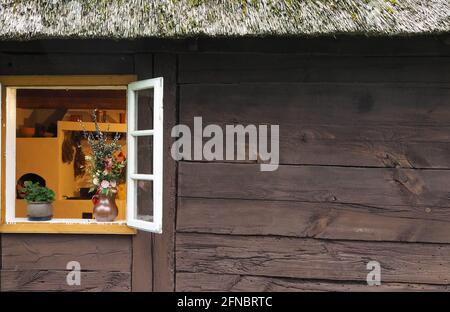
left=0, top=219, right=137, bottom=235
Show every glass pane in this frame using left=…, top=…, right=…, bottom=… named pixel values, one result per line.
left=136, top=88, right=154, bottom=131
left=136, top=180, right=153, bottom=222
left=137, top=136, right=153, bottom=174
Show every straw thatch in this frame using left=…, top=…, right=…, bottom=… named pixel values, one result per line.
left=0, top=0, right=449, bottom=39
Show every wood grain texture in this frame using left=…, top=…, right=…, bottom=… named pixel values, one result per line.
left=177, top=233, right=450, bottom=285
left=174, top=46, right=450, bottom=291
left=131, top=53, right=154, bottom=292
left=185, top=121, right=450, bottom=168
left=0, top=53, right=134, bottom=75
left=131, top=53, right=177, bottom=292
left=152, top=53, right=177, bottom=291
left=1, top=36, right=449, bottom=56
left=180, top=83, right=450, bottom=126
left=277, top=134, right=450, bottom=168
left=179, top=162, right=450, bottom=208
left=177, top=198, right=450, bottom=243
left=176, top=272, right=450, bottom=292
left=2, top=234, right=132, bottom=271
left=180, top=83, right=450, bottom=168
left=179, top=54, right=450, bottom=84
left=192, top=36, right=450, bottom=56
left=1, top=270, right=130, bottom=292
left=0, top=75, right=136, bottom=87
left=132, top=231, right=153, bottom=292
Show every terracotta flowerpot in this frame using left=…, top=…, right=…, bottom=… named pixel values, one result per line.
left=27, top=202, right=53, bottom=221
left=92, top=194, right=118, bottom=222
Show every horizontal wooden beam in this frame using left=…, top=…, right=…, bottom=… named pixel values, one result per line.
left=179, top=162, right=450, bottom=208
left=179, top=55, right=450, bottom=84
left=0, top=36, right=449, bottom=55
left=1, top=270, right=131, bottom=292
left=1, top=234, right=132, bottom=270
left=176, top=272, right=450, bottom=292
left=177, top=197, right=450, bottom=244
left=0, top=75, right=136, bottom=86
left=177, top=233, right=450, bottom=285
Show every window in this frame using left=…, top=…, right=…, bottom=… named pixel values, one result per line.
left=0, top=76, right=163, bottom=234
left=126, top=78, right=164, bottom=233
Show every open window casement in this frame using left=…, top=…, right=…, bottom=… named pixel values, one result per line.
left=0, top=82, right=2, bottom=225
left=126, top=78, right=164, bottom=233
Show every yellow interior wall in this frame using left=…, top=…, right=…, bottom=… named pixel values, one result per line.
left=15, top=108, right=128, bottom=221
left=16, top=137, right=59, bottom=196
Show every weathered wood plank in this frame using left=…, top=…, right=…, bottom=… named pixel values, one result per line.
left=132, top=232, right=153, bottom=292
left=1, top=270, right=130, bottom=292
left=185, top=121, right=450, bottom=168
left=278, top=139, right=450, bottom=168
left=0, top=53, right=134, bottom=75
left=176, top=233, right=450, bottom=285
left=152, top=53, right=177, bottom=292
left=279, top=126, right=450, bottom=168
left=193, top=36, right=450, bottom=56
left=179, top=163, right=450, bottom=208
left=2, top=235, right=132, bottom=271
left=132, top=53, right=154, bottom=292
left=179, top=54, right=450, bottom=83
left=282, top=123, right=450, bottom=143
left=177, top=198, right=450, bottom=243
left=180, top=83, right=450, bottom=168
left=176, top=272, right=450, bottom=292
left=0, top=39, right=192, bottom=54
left=180, top=83, right=450, bottom=126
left=0, top=36, right=448, bottom=55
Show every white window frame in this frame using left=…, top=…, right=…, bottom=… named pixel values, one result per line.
left=126, top=78, right=164, bottom=233
left=0, top=82, right=2, bottom=224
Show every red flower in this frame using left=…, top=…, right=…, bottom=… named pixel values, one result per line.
left=92, top=190, right=100, bottom=205
left=114, top=151, right=126, bottom=162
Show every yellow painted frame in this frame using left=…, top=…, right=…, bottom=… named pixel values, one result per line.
left=0, top=75, right=137, bottom=235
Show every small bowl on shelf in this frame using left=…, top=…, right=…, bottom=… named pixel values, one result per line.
left=20, top=127, right=36, bottom=137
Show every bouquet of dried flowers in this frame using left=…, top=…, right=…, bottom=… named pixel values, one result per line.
left=80, top=111, right=127, bottom=198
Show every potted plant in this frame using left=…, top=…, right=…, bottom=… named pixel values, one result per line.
left=81, top=110, right=127, bottom=222
left=22, top=181, right=55, bottom=221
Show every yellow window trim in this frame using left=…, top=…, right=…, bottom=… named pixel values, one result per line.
left=0, top=75, right=138, bottom=235
left=0, top=75, right=137, bottom=87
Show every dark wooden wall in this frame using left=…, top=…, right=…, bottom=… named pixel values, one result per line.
left=175, top=39, right=450, bottom=291
left=1, top=36, right=450, bottom=291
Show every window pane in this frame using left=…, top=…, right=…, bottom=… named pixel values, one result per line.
left=136, top=180, right=153, bottom=222
left=137, top=136, right=153, bottom=174
left=136, top=88, right=154, bottom=130
left=126, top=77, right=163, bottom=233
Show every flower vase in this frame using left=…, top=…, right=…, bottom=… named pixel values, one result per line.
left=92, top=194, right=118, bottom=222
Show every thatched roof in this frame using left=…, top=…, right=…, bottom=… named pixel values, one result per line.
left=0, top=0, right=449, bottom=40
